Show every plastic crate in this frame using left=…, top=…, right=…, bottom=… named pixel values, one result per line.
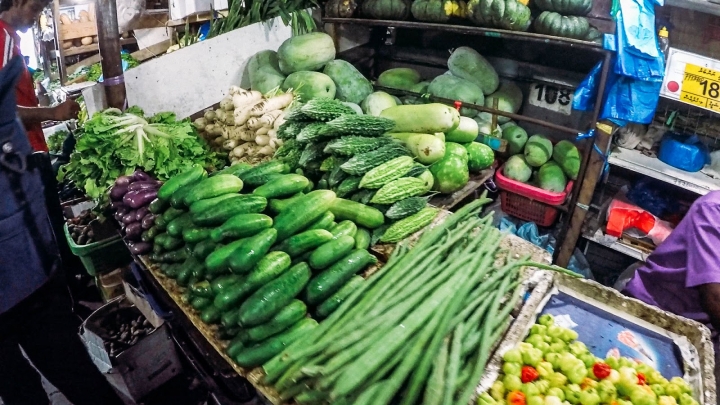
left=64, top=223, right=132, bottom=276
left=496, top=164, right=573, bottom=227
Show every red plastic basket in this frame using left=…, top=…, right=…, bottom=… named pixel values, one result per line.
left=495, top=163, right=573, bottom=227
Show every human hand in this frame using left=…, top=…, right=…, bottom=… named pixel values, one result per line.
left=52, top=99, right=81, bottom=121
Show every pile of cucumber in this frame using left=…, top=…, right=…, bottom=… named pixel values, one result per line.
left=138, top=161, right=388, bottom=369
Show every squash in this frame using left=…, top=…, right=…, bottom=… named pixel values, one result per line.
left=534, top=11, right=590, bottom=40
left=277, top=32, right=336, bottom=75
left=361, top=0, right=412, bottom=20
left=323, top=59, right=373, bottom=104
left=447, top=46, right=499, bottom=95
left=248, top=50, right=286, bottom=95
left=466, top=0, right=531, bottom=32
left=427, top=74, right=484, bottom=117
left=411, top=0, right=452, bottom=23
left=282, top=71, right=337, bottom=101
left=325, top=0, right=359, bottom=17
left=535, top=0, right=592, bottom=16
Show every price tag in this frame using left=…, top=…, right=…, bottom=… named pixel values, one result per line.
left=528, top=83, right=573, bottom=115
left=680, top=64, right=720, bottom=112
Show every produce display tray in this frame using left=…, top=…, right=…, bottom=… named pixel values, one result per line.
left=477, top=274, right=716, bottom=405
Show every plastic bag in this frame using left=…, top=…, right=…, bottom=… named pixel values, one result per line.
left=572, top=61, right=602, bottom=112
left=626, top=178, right=673, bottom=217
left=614, top=5, right=665, bottom=82
left=600, top=73, right=663, bottom=124
left=618, top=0, right=659, bottom=59
left=116, top=0, right=145, bottom=33
left=615, top=123, right=646, bottom=149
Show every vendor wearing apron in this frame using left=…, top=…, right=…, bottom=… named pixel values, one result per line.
left=621, top=190, right=720, bottom=399
left=0, top=0, right=79, bottom=152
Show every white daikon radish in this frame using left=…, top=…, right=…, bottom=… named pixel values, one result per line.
left=259, top=110, right=283, bottom=127
left=215, top=109, right=227, bottom=123
left=255, top=126, right=270, bottom=136
left=258, top=145, right=275, bottom=155
left=223, top=139, right=238, bottom=150
left=193, top=118, right=207, bottom=131
left=233, top=100, right=263, bottom=126
left=232, top=145, right=246, bottom=158
left=229, top=86, right=244, bottom=96
left=250, top=93, right=293, bottom=117
left=239, top=130, right=256, bottom=142
left=214, top=136, right=224, bottom=145
left=232, top=91, right=262, bottom=110
left=273, top=112, right=286, bottom=130
left=267, top=129, right=277, bottom=139
left=255, top=134, right=270, bottom=146
left=246, top=117, right=263, bottom=131
left=220, top=96, right=234, bottom=111
left=204, top=110, right=217, bottom=122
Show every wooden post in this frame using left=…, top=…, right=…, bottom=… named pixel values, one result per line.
left=95, top=0, right=126, bottom=108
left=555, top=122, right=613, bottom=267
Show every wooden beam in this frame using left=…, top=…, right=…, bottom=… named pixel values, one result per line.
left=130, top=39, right=173, bottom=62
left=66, top=53, right=101, bottom=74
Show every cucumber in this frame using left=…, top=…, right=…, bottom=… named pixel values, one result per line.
left=239, top=300, right=307, bottom=343
left=154, top=215, right=168, bottom=231
left=205, top=238, right=247, bottom=276
left=209, top=214, right=273, bottom=243
left=193, top=239, right=218, bottom=260
left=141, top=226, right=160, bottom=242
left=192, top=195, right=267, bottom=227
left=212, top=163, right=252, bottom=177
left=191, top=296, right=212, bottom=311
left=189, top=193, right=243, bottom=216
left=253, top=174, right=310, bottom=199
left=160, top=248, right=189, bottom=263
left=148, top=197, right=169, bottom=214
left=304, top=211, right=335, bottom=231
left=273, top=190, right=337, bottom=241
left=161, top=206, right=185, bottom=222
left=162, top=263, right=182, bottom=278
left=183, top=174, right=244, bottom=206
left=268, top=193, right=305, bottom=214
left=228, top=229, right=278, bottom=275
left=191, top=262, right=206, bottom=280
left=176, top=257, right=199, bottom=287
left=200, top=305, right=222, bottom=324
left=155, top=233, right=184, bottom=251
left=218, top=325, right=241, bottom=340
left=182, top=227, right=212, bottom=244
left=226, top=336, right=246, bottom=358
left=238, top=160, right=290, bottom=182
left=242, top=173, right=285, bottom=188
left=304, top=249, right=377, bottom=305
left=316, top=275, right=364, bottom=318
left=221, top=307, right=242, bottom=328
left=211, top=274, right=243, bottom=295
left=330, top=220, right=357, bottom=240
left=272, top=229, right=334, bottom=258
left=237, top=263, right=312, bottom=327
left=308, top=235, right=356, bottom=270
left=170, top=179, right=202, bottom=208
left=354, top=227, right=371, bottom=250
left=166, top=213, right=194, bottom=237
left=158, top=165, right=205, bottom=200
left=214, top=251, right=291, bottom=311
left=233, top=318, right=318, bottom=368
left=329, top=198, right=385, bottom=229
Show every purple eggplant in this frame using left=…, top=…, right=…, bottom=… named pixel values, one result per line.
left=125, top=222, right=143, bottom=240
left=122, top=210, right=138, bottom=224
left=135, top=207, right=149, bottom=222
left=128, top=181, right=161, bottom=192
left=115, top=205, right=129, bottom=215
left=128, top=241, right=152, bottom=255
left=110, top=184, right=129, bottom=201
left=133, top=170, right=151, bottom=182
left=115, top=175, right=134, bottom=186
left=110, top=200, right=124, bottom=210
left=141, top=214, right=155, bottom=230
left=123, top=189, right=158, bottom=209
left=114, top=212, right=125, bottom=222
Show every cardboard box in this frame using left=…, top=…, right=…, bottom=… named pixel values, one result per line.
left=80, top=297, right=182, bottom=401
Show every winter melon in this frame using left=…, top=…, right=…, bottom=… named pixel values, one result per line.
left=282, top=71, right=336, bottom=101
left=524, top=134, right=553, bottom=167
left=474, top=117, right=502, bottom=138
left=323, top=59, right=373, bottom=104
left=377, top=68, right=422, bottom=90
left=503, top=154, right=532, bottom=183
left=502, top=125, right=528, bottom=155
left=427, top=74, right=484, bottom=117
left=277, top=32, right=336, bottom=74
left=484, top=81, right=523, bottom=123
left=361, top=91, right=397, bottom=116
left=538, top=161, right=568, bottom=192
left=248, top=50, right=286, bottom=95
left=447, top=46, right=499, bottom=95
left=552, top=140, right=580, bottom=180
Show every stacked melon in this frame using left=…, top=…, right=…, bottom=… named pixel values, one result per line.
left=502, top=132, right=580, bottom=193
left=533, top=0, right=596, bottom=40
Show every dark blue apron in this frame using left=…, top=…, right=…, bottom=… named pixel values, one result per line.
left=0, top=56, right=59, bottom=314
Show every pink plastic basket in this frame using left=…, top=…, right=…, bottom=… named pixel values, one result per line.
left=495, top=163, right=573, bottom=227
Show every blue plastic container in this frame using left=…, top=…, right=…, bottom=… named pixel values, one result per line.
left=658, top=134, right=708, bottom=172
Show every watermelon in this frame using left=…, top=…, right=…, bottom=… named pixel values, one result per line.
left=464, top=142, right=494, bottom=172
left=502, top=125, right=528, bottom=155
left=503, top=154, right=532, bottom=183
left=524, top=134, right=553, bottom=167
left=538, top=161, right=568, bottom=192
left=552, top=140, right=581, bottom=180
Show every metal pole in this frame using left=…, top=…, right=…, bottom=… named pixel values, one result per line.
left=95, top=0, right=126, bottom=109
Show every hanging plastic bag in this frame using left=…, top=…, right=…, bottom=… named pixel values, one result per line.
left=614, top=3, right=665, bottom=81
left=600, top=73, right=663, bottom=124
left=572, top=61, right=602, bottom=111
left=618, top=0, right=659, bottom=58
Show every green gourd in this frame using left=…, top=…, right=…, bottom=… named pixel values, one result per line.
left=534, top=11, right=590, bottom=40
left=411, top=0, right=452, bottom=23
left=466, top=0, right=531, bottom=32
left=361, top=0, right=412, bottom=20
left=535, top=0, right=592, bottom=16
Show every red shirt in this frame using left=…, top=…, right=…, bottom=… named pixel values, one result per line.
left=0, top=20, right=47, bottom=152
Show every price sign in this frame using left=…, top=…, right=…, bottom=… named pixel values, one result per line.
left=679, top=64, right=720, bottom=112
left=528, top=83, right=573, bottom=115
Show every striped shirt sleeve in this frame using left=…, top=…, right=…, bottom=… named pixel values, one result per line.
left=1, top=28, right=15, bottom=68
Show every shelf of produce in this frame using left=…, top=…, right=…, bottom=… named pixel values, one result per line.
left=608, top=146, right=720, bottom=195
left=63, top=38, right=137, bottom=57
left=581, top=229, right=649, bottom=262
left=134, top=255, right=285, bottom=405
left=322, top=18, right=606, bottom=52
left=429, top=165, right=496, bottom=210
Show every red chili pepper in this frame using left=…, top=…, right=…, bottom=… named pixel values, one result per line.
left=592, top=362, right=611, bottom=379
left=521, top=365, right=539, bottom=383
left=454, top=101, right=463, bottom=112
left=637, top=372, right=647, bottom=385
left=508, top=391, right=527, bottom=405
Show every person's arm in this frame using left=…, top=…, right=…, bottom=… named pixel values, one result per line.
left=698, top=283, right=720, bottom=331
left=17, top=99, right=80, bottom=124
